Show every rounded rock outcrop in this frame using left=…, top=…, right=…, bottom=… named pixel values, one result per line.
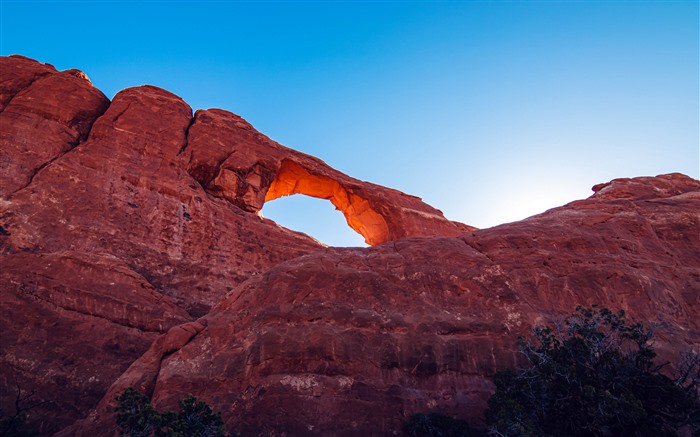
left=1, top=56, right=698, bottom=436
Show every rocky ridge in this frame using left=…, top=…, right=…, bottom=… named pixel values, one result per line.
left=0, top=55, right=698, bottom=435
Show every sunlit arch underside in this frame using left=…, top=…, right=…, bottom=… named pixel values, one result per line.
left=264, top=160, right=389, bottom=246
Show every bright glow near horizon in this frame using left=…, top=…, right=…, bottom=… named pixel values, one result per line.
left=1, top=1, right=697, bottom=246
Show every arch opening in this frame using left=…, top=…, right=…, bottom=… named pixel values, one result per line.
left=264, top=160, right=389, bottom=246
left=261, top=194, right=368, bottom=247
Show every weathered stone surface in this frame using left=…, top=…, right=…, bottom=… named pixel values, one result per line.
left=184, top=108, right=474, bottom=245
left=0, top=84, right=322, bottom=315
left=0, top=57, right=110, bottom=197
left=0, top=55, right=476, bottom=434
left=2, top=55, right=698, bottom=436
left=0, top=55, right=56, bottom=111
left=65, top=174, right=700, bottom=436
left=0, top=252, right=193, bottom=433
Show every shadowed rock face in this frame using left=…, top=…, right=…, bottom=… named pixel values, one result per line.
left=1, top=56, right=698, bottom=436
left=64, top=173, right=700, bottom=436
left=0, top=55, right=474, bottom=435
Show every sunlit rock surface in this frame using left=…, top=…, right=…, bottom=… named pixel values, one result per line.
left=184, top=108, right=472, bottom=245
left=1, top=56, right=698, bottom=436
left=0, top=55, right=472, bottom=434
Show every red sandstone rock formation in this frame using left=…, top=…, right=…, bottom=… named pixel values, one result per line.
left=1, top=56, right=698, bottom=436
left=0, top=55, right=473, bottom=434
left=184, top=108, right=473, bottom=245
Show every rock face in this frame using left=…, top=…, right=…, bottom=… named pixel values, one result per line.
left=0, top=55, right=473, bottom=435
left=0, top=56, right=698, bottom=436
left=184, top=108, right=473, bottom=246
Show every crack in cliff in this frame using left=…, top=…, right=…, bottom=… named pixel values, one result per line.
left=125, top=262, right=163, bottom=292
left=176, top=115, right=196, bottom=156
left=191, top=149, right=238, bottom=194
left=82, top=99, right=111, bottom=142
left=148, top=324, right=206, bottom=399
left=0, top=71, right=54, bottom=114
left=110, top=101, right=132, bottom=125
left=5, top=141, right=80, bottom=200
left=204, top=146, right=236, bottom=176
left=294, top=287, right=315, bottom=305
left=460, top=237, right=496, bottom=264
left=218, top=150, right=238, bottom=168
left=4, top=99, right=111, bottom=200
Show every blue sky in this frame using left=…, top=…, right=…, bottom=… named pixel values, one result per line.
left=1, top=1, right=698, bottom=247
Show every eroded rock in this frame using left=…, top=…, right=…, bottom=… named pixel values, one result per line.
left=66, top=174, right=700, bottom=436
left=0, top=58, right=110, bottom=197
left=0, top=55, right=476, bottom=434
left=1, top=55, right=698, bottom=436
left=184, top=108, right=474, bottom=245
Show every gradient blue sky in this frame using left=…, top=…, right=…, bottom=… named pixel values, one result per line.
left=2, top=1, right=698, bottom=246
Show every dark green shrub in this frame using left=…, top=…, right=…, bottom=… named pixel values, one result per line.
left=485, top=306, right=700, bottom=436
left=0, top=384, right=39, bottom=437
left=115, top=388, right=163, bottom=437
left=404, top=412, right=478, bottom=437
left=114, top=388, right=228, bottom=437
left=0, top=415, right=36, bottom=437
left=168, top=395, right=225, bottom=436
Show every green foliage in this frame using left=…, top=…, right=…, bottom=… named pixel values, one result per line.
left=485, top=305, right=700, bottom=437
left=114, top=388, right=227, bottom=437
left=0, top=415, right=37, bottom=437
left=115, top=388, right=164, bottom=437
left=0, top=383, right=39, bottom=437
left=167, top=396, right=226, bottom=437
left=404, top=413, right=479, bottom=437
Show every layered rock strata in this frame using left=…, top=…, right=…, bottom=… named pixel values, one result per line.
left=66, top=174, right=700, bottom=436
left=1, top=55, right=698, bottom=435
left=0, top=55, right=472, bottom=434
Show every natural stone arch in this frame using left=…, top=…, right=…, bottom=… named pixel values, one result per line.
left=264, top=160, right=389, bottom=246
